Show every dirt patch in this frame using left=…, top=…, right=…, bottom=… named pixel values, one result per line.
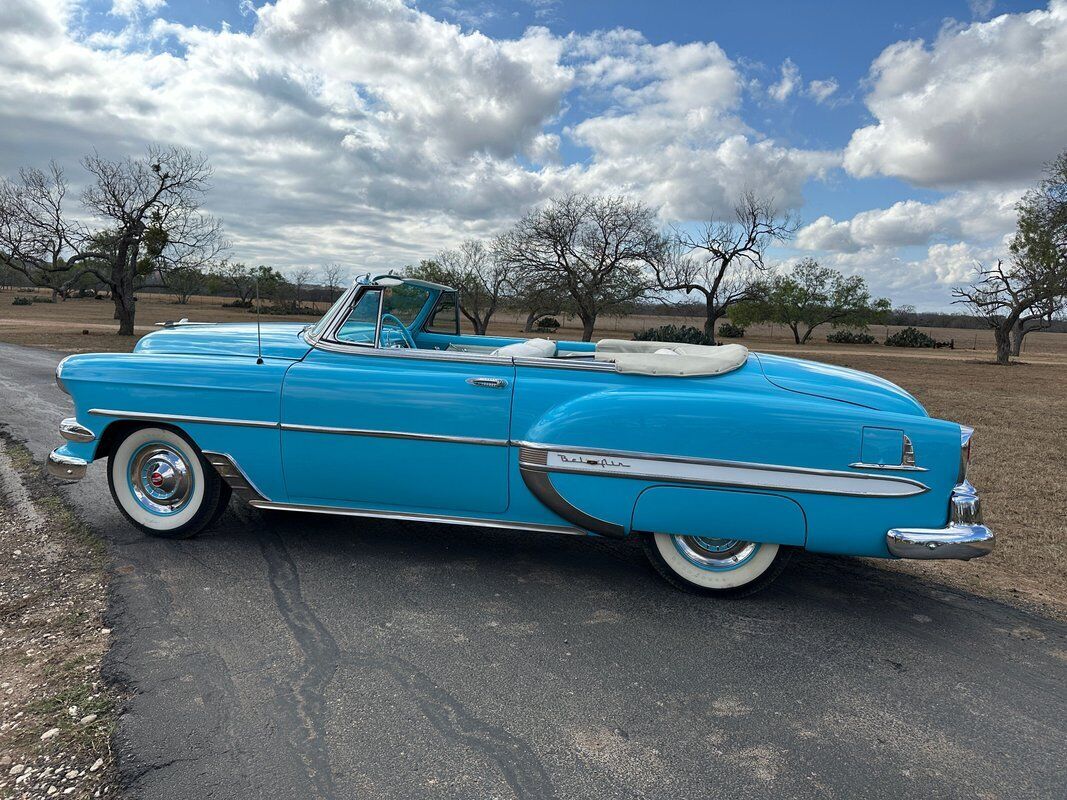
left=0, top=435, right=118, bottom=799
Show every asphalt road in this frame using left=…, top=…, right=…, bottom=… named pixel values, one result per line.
left=1, top=341, right=1065, bottom=800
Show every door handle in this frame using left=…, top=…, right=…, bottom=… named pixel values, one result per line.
left=467, top=377, right=508, bottom=389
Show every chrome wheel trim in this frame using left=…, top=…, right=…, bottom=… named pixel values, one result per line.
left=127, top=443, right=194, bottom=516
left=670, top=536, right=760, bottom=571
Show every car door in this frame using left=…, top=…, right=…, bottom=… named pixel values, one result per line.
left=280, top=287, right=514, bottom=514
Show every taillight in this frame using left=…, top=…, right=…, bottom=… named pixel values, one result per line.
left=959, top=425, right=974, bottom=483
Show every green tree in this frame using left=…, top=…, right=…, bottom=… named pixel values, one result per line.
left=733, top=258, right=890, bottom=344
left=954, top=151, right=1067, bottom=364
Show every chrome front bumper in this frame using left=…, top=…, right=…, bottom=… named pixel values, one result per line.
left=886, top=480, right=994, bottom=560
left=47, top=449, right=88, bottom=481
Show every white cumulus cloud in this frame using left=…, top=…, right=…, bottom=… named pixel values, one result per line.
left=844, top=1, right=1067, bottom=187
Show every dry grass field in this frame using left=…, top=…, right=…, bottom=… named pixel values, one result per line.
left=2, top=288, right=1065, bottom=616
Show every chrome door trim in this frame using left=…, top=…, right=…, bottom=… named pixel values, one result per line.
left=89, top=408, right=278, bottom=429
left=516, top=442, right=929, bottom=498
left=281, top=423, right=508, bottom=447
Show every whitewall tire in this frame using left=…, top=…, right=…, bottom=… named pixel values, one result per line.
left=642, top=533, right=792, bottom=597
left=107, top=426, right=224, bottom=539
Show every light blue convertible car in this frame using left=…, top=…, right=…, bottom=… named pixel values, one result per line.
left=47, top=274, right=994, bottom=596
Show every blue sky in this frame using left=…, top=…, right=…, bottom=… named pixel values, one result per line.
left=2, top=0, right=1065, bottom=308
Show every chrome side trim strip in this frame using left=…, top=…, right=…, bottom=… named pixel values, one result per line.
left=87, top=409, right=510, bottom=447
left=60, top=417, right=96, bottom=443
left=848, top=462, right=928, bottom=472
left=280, top=423, right=508, bottom=447
left=246, top=499, right=584, bottom=536
left=89, top=409, right=277, bottom=429
left=518, top=464, right=626, bottom=539
left=202, top=451, right=269, bottom=502
left=516, top=441, right=929, bottom=498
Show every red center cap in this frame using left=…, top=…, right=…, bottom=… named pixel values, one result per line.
left=150, top=472, right=164, bottom=487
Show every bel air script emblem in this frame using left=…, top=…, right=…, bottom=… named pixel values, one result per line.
left=558, top=454, right=631, bottom=469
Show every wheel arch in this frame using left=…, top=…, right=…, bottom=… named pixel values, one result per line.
left=94, top=419, right=201, bottom=461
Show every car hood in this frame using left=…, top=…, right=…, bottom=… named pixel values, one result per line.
left=134, top=322, right=314, bottom=360
left=753, top=352, right=927, bottom=416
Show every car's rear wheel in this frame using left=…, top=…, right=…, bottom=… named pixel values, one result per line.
left=107, top=426, right=224, bottom=539
left=642, top=533, right=792, bottom=597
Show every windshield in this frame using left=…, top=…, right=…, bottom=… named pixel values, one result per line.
left=307, top=287, right=354, bottom=339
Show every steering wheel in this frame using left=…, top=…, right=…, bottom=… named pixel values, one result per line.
left=379, top=313, right=415, bottom=349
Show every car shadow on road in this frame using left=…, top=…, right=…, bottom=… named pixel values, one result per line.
left=189, top=503, right=1061, bottom=640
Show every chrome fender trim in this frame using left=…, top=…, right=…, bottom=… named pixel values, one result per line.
left=202, top=452, right=269, bottom=502
left=518, top=448, right=626, bottom=539
left=516, top=442, right=929, bottom=498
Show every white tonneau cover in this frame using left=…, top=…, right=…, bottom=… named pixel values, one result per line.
left=594, top=340, right=749, bottom=377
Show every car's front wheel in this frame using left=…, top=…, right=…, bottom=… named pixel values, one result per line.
left=107, top=426, right=225, bottom=539
left=642, top=533, right=792, bottom=597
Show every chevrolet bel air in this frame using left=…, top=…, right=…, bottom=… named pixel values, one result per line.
left=47, top=274, right=994, bottom=596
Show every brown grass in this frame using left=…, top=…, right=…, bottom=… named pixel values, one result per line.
left=2, top=288, right=1064, bottom=615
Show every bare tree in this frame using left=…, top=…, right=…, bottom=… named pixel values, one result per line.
left=288, top=267, right=312, bottom=311
left=0, top=164, right=92, bottom=301
left=1011, top=295, right=1065, bottom=355
left=321, top=263, right=345, bottom=303
left=495, top=194, right=663, bottom=342
left=0, top=147, right=224, bottom=335
left=953, top=256, right=1065, bottom=364
left=654, top=192, right=798, bottom=344
left=81, top=147, right=224, bottom=334
left=432, top=239, right=511, bottom=335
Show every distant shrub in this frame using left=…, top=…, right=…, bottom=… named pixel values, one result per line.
left=885, top=327, right=937, bottom=348
left=32, top=296, right=54, bottom=303
left=12, top=296, right=32, bottom=306
left=252, top=303, right=320, bottom=316
left=535, top=316, right=560, bottom=332
left=634, top=324, right=714, bottom=345
left=717, top=322, right=745, bottom=339
left=223, top=299, right=253, bottom=308
left=827, top=329, right=876, bottom=344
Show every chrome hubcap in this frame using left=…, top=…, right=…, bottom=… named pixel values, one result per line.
left=129, top=445, right=192, bottom=515
left=671, top=536, right=759, bottom=570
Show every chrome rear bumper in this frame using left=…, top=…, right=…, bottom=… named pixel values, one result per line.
left=886, top=480, right=994, bottom=560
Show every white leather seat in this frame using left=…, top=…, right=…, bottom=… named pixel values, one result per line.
left=490, top=338, right=558, bottom=358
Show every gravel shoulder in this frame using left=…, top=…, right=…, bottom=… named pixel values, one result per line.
left=0, top=435, right=118, bottom=799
